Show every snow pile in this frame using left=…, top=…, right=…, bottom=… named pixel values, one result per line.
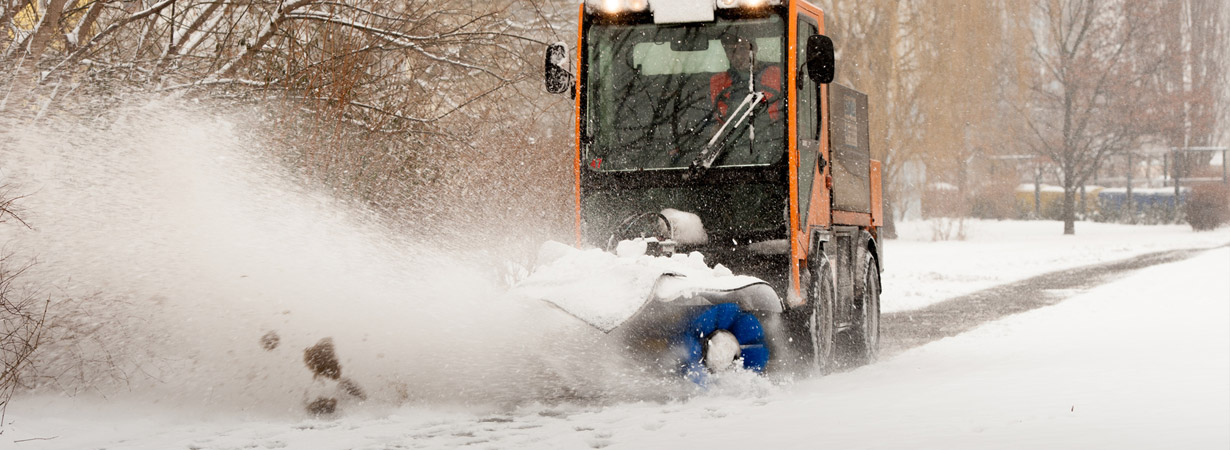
left=512, top=240, right=767, bottom=332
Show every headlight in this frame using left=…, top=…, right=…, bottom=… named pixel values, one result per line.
left=716, top=0, right=780, bottom=8
left=586, top=0, right=777, bottom=15
left=587, top=0, right=650, bottom=14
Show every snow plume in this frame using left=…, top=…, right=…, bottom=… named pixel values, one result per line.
left=0, top=98, right=682, bottom=416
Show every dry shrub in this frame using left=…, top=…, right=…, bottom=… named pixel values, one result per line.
left=1185, top=183, right=1230, bottom=231
left=921, top=186, right=969, bottom=240
left=929, top=217, right=967, bottom=241
left=921, top=186, right=966, bottom=218
left=22, top=291, right=149, bottom=395
left=969, top=179, right=1018, bottom=220
left=0, top=256, right=47, bottom=421
left=1, top=188, right=45, bottom=421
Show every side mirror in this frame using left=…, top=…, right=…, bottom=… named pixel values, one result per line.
left=545, top=42, right=574, bottom=95
left=805, top=35, right=835, bottom=84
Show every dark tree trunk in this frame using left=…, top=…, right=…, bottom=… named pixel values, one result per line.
left=882, top=190, right=898, bottom=239
left=1062, top=186, right=1076, bottom=235
left=1034, top=167, right=1042, bottom=218
left=1079, top=184, right=1086, bottom=216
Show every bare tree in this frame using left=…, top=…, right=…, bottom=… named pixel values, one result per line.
left=1021, top=0, right=1173, bottom=234
left=815, top=1, right=1031, bottom=231
left=1152, top=0, right=1226, bottom=190
left=0, top=0, right=567, bottom=236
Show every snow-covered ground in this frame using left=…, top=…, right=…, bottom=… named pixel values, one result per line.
left=882, top=219, right=1230, bottom=312
left=6, top=223, right=1228, bottom=449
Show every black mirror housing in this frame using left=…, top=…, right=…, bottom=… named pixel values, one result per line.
left=806, top=35, right=835, bottom=84
left=545, top=43, right=574, bottom=95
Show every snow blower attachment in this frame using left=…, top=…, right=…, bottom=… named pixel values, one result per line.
left=513, top=240, right=782, bottom=334
left=534, top=0, right=885, bottom=380
left=511, top=238, right=781, bottom=382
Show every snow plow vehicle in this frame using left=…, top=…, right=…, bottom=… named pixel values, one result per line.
left=526, top=0, right=884, bottom=380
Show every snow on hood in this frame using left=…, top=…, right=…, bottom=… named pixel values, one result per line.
left=510, top=240, right=771, bottom=332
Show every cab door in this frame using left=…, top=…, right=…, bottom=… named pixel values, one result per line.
left=788, top=3, right=831, bottom=304
left=794, top=13, right=827, bottom=233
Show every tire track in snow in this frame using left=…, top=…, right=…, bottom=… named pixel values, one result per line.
left=878, top=243, right=1230, bottom=358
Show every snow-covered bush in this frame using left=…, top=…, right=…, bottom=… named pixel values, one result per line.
left=1185, top=183, right=1230, bottom=231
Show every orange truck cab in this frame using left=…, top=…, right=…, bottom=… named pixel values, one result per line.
left=544, top=0, right=883, bottom=373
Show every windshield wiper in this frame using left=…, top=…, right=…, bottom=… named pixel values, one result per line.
left=686, top=91, right=765, bottom=179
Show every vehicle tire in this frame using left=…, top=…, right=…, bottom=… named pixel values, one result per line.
left=788, top=252, right=837, bottom=375
left=839, top=251, right=880, bottom=366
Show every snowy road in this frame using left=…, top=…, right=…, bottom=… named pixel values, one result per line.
left=880, top=244, right=1221, bottom=358
left=7, top=236, right=1228, bottom=449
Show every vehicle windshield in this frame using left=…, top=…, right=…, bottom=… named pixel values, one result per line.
left=585, top=17, right=786, bottom=172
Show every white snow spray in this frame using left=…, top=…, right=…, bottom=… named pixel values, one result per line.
left=0, top=99, right=685, bottom=416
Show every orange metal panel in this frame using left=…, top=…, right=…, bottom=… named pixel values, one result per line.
left=790, top=0, right=828, bottom=304
left=870, top=160, right=884, bottom=227
left=833, top=211, right=872, bottom=227
left=787, top=0, right=802, bottom=303
left=813, top=4, right=830, bottom=236
left=807, top=83, right=831, bottom=232
left=810, top=0, right=828, bottom=237
left=574, top=4, right=585, bottom=248
left=799, top=1, right=829, bottom=237
left=797, top=0, right=825, bottom=21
